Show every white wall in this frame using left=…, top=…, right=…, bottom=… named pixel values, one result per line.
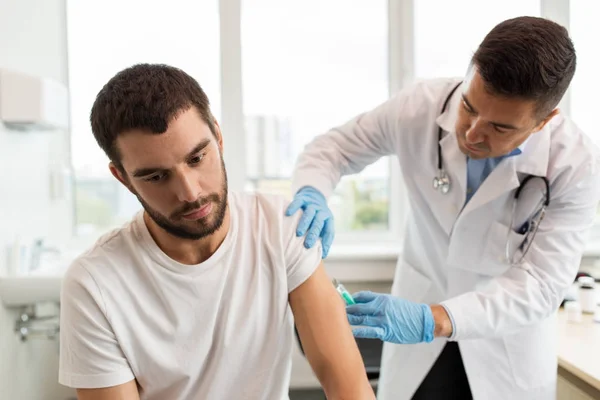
left=0, top=0, right=75, bottom=398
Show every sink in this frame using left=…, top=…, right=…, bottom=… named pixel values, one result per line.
left=0, top=274, right=63, bottom=306
left=0, top=258, right=71, bottom=307
left=0, top=246, right=80, bottom=307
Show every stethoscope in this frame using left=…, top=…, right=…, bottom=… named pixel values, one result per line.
left=432, top=82, right=551, bottom=265
left=432, top=82, right=461, bottom=194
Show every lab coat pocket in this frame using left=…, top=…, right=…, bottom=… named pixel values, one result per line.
left=503, top=315, right=557, bottom=390
left=392, top=261, right=432, bottom=303
left=480, top=220, right=526, bottom=277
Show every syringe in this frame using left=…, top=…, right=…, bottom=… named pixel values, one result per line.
left=333, top=278, right=356, bottom=305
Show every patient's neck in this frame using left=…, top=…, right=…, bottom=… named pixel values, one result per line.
left=143, top=206, right=230, bottom=265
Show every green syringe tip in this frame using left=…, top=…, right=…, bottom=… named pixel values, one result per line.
left=342, top=292, right=356, bottom=305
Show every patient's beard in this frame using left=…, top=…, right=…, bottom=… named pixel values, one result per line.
left=137, top=158, right=229, bottom=240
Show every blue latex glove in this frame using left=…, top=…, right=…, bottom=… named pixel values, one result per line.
left=345, top=291, right=435, bottom=344
left=285, top=186, right=334, bottom=258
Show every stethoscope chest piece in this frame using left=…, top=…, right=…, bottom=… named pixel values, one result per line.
left=433, top=173, right=451, bottom=194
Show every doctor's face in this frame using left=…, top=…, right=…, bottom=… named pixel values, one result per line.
left=110, top=107, right=229, bottom=240
left=454, top=68, right=557, bottom=159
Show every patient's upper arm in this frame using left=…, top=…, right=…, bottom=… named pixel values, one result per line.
left=289, top=263, right=374, bottom=399
left=77, top=379, right=140, bottom=400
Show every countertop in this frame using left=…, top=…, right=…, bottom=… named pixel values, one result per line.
left=557, top=308, right=600, bottom=390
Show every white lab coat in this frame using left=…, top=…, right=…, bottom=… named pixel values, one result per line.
left=291, top=78, right=600, bottom=400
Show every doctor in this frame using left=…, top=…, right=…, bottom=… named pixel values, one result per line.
left=286, top=16, right=600, bottom=400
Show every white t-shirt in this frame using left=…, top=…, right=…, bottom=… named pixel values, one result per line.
left=59, top=192, right=322, bottom=400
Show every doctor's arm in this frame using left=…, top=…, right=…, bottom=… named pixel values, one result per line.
left=289, top=263, right=375, bottom=399
left=290, top=80, right=459, bottom=198
left=290, top=93, right=402, bottom=200
left=347, top=164, right=600, bottom=343
left=287, top=82, right=433, bottom=257
left=441, top=166, right=600, bottom=340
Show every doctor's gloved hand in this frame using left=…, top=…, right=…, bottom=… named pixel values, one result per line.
left=346, top=291, right=435, bottom=344
left=285, top=186, right=334, bottom=258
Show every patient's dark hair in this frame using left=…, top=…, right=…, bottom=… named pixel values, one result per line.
left=90, top=63, right=216, bottom=171
left=471, top=16, right=576, bottom=118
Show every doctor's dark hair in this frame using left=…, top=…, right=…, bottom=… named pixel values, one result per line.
left=471, top=16, right=576, bottom=118
left=90, top=63, right=216, bottom=172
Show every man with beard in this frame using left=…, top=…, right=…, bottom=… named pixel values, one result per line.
left=58, top=64, right=375, bottom=400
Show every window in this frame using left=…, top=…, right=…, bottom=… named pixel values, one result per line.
left=569, top=1, right=599, bottom=147
left=66, top=0, right=220, bottom=238
left=413, top=0, right=540, bottom=79
left=66, top=0, right=599, bottom=253
left=570, top=0, right=600, bottom=244
left=241, top=0, right=390, bottom=234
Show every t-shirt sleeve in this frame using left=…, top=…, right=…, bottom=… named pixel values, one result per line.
left=284, top=211, right=324, bottom=293
left=59, top=260, right=135, bottom=389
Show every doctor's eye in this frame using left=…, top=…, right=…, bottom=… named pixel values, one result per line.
left=462, top=102, right=476, bottom=115
left=492, top=125, right=509, bottom=134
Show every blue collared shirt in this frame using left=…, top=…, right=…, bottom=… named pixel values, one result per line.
left=465, top=140, right=528, bottom=203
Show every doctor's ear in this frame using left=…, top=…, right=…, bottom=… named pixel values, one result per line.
left=533, top=108, right=559, bottom=133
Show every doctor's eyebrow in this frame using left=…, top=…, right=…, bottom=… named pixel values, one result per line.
left=132, top=138, right=212, bottom=178
left=461, top=94, right=518, bottom=130
left=461, top=94, right=477, bottom=113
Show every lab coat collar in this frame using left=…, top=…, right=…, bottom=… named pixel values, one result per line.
left=435, top=81, right=463, bottom=136
left=513, top=127, right=550, bottom=177
left=505, top=135, right=529, bottom=157
left=435, top=86, right=468, bottom=235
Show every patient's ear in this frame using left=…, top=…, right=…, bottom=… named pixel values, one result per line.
left=109, top=162, right=135, bottom=195
left=213, top=119, right=224, bottom=154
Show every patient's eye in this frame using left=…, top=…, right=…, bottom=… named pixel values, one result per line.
left=145, top=173, right=167, bottom=183
left=189, top=153, right=205, bottom=165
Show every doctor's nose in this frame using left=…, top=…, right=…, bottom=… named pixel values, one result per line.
left=465, top=119, right=486, bottom=144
